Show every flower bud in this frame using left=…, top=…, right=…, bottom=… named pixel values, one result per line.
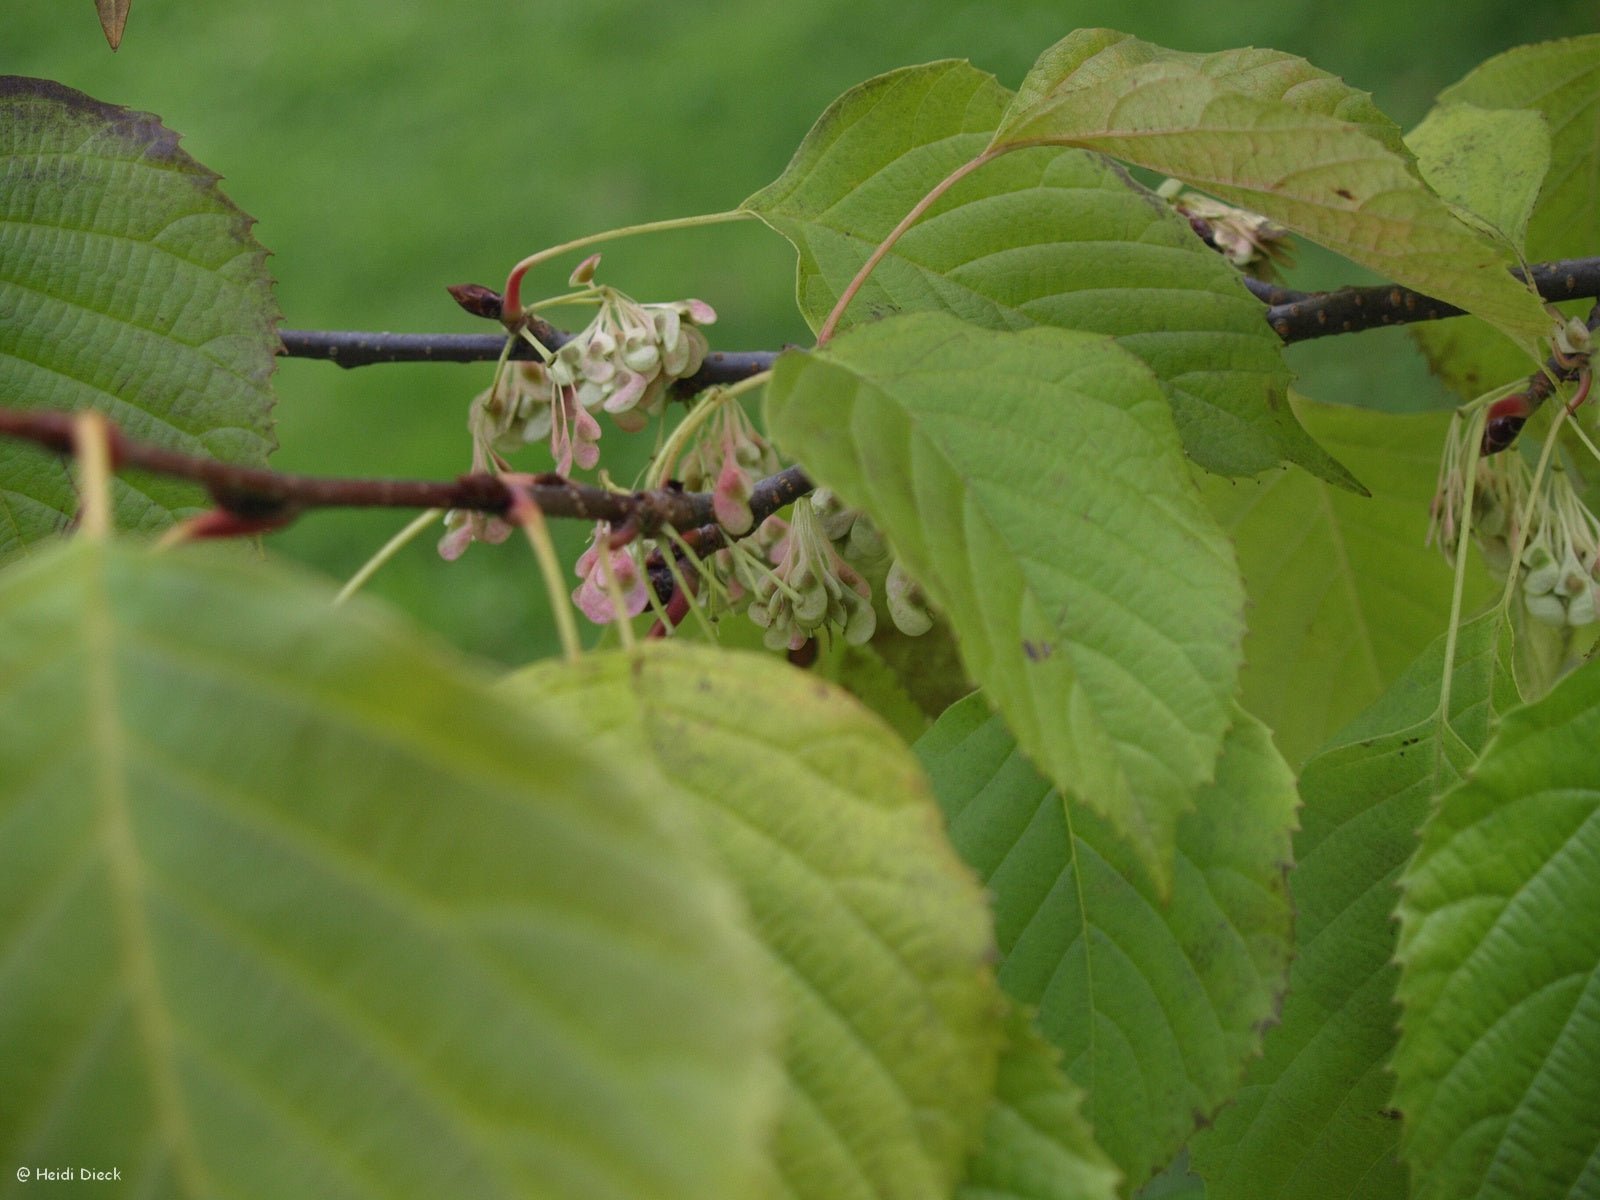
left=568, top=253, right=601, bottom=286
left=570, top=522, right=650, bottom=624
left=713, top=452, right=756, bottom=535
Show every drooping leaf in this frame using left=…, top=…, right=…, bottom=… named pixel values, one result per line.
left=1412, top=35, right=1600, bottom=397
left=1394, top=653, right=1600, bottom=1200
left=1009, top=32, right=1410, bottom=156
left=94, top=0, right=131, bottom=48
left=1189, top=614, right=1516, bottom=1200
left=1198, top=397, right=1490, bottom=767
left=918, top=696, right=1297, bottom=1191
left=0, top=78, right=278, bottom=563
left=505, top=644, right=1003, bottom=1200
left=767, top=312, right=1245, bottom=891
left=0, top=539, right=779, bottom=1200
left=1406, top=103, right=1550, bottom=251
left=957, top=1003, right=1120, bottom=1200
left=993, top=31, right=1549, bottom=350
left=743, top=59, right=1353, bottom=486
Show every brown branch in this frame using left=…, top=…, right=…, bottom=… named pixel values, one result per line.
left=0, top=407, right=811, bottom=535
left=276, top=255, right=1600, bottom=375
left=277, top=327, right=778, bottom=392
left=1265, top=258, right=1600, bottom=342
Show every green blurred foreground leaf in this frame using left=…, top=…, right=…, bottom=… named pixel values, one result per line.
left=1395, top=650, right=1600, bottom=1200
left=1189, top=614, right=1515, bottom=1200
left=767, top=312, right=1245, bottom=892
left=744, top=59, right=1354, bottom=487
left=506, top=644, right=1003, bottom=1200
left=918, top=696, right=1296, bottom=1191
left=995, top=30, right=1549, bottom=350
left=0, top=540, right=778, bottom=1200
left=957, top=1003, right=1120, bottom=1200
left=0, top=78, right=278, bottom=563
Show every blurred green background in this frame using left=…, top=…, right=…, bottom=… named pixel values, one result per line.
left=6, top=0, right=1595, bottom=663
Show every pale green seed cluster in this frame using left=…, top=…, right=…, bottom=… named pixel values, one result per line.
left=810, top=490, right=933, bottom=637
left=744, top=499, right=875, bottom=651
left=1519, top=543, right=1597, bottom=626
left=1431, top=407, right=1600, bottom=630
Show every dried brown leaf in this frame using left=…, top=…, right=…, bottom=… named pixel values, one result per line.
left=94, top=0, right=130, bottom=50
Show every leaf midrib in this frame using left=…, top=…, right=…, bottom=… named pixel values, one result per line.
left=84, top=541, right=211, bottom=1197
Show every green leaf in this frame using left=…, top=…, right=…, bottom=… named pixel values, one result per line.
left=869, top=611, right=976, bottom=720
left=1394, top=653, right=1600, bottom=1200
left=918, top=696, right=1297, bottom=1190
left=1198, top=397, right=1490, bottom=768
left=1412, top=35, right=1600, bottom=397
left=1406, top=103, right=1550, bottom=251
left=0, top=540, right=779, bottom=1200
left=767, top=312, right=1245, bottom=890
left=958, top=1003, right=1120, bottom=1200
left=743, top=59, right=1353, bottom=487
left=1137, top=1156, right=1206, bottom=1200
left=505, top=643, right=1003, bottom=1200
left=994, top=30, right=1549, bottom=350
left=1189, top=614, right=1515, bottom=1200
left=1449, top=34, right=1600, bottom=253
left=813, top=638, right=932, bottom=744
left=0, top=78, right=278, bottom=563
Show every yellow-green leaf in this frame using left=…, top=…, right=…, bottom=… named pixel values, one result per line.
left=994, top=30, right=1548, bottom=351
left=1412, top=34, right=1600, bottom=398
left=1008, top=30, right=1410, bottom=157
left=0, top=541, right=779, bottom=1200
left=957, top=1003, right=1120, bottom=1200
left=506, top=644, right=1004, bottom=1200
left=1407, top=103, right=1550, bottom=251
